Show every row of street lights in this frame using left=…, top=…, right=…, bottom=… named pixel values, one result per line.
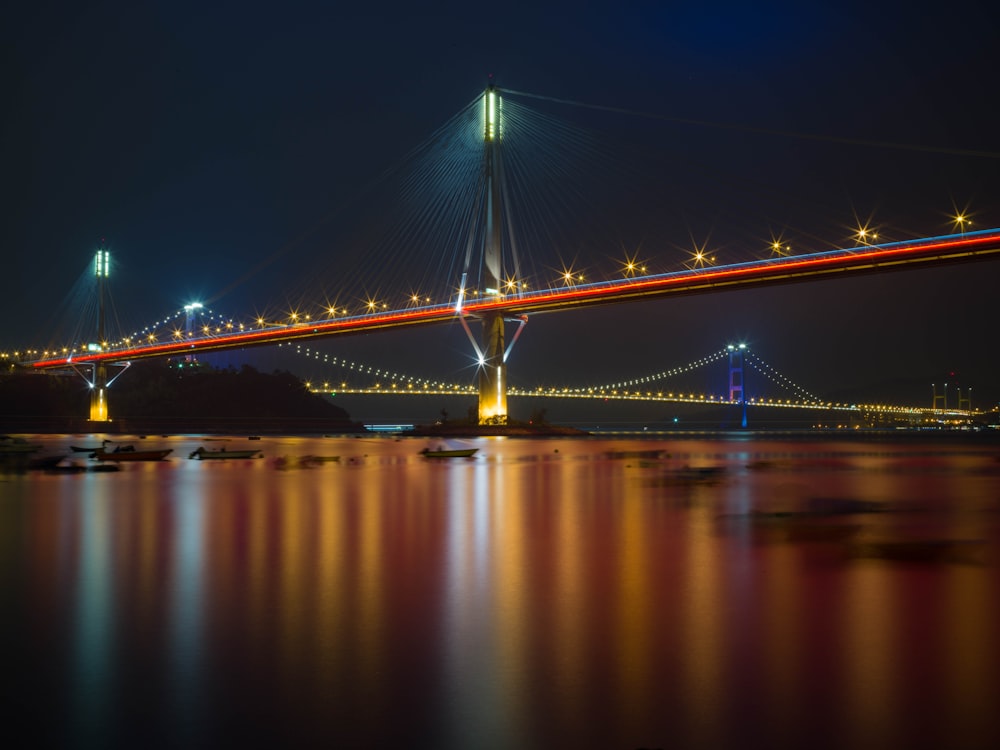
left=11, top=212, right=983, bottom=358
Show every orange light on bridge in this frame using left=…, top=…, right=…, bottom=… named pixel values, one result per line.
left=621, top=249, right=648, bottom=277
left=687, top=246, right=716, bottom=268
left=855, top=226, right=878, bottom=245
left=953, top=213, right=972, bottom=234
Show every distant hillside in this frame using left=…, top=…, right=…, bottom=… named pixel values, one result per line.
left=0, top=361, right=359, bottom=433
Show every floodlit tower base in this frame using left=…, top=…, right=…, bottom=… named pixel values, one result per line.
left=478, top=311, right=508, bottom=425
left=89, top=387, right=109, bottom=422
left=89, top=364, right=109, bottom=422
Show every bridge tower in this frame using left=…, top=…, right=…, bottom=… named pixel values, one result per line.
left=957, top=387, right=972, bottom=411
left=183, top=302, right=203, bottom=363
left=728, top=343, right=748, bottom=428
left=458, top=80, right=527, bottom=425
left=70, top=247, right=128, bottom=422
left=931, top=382, right=948, bottom=410
left=478, top=81, right=507, bottom=424
left=89, top=248, right=110, bottom=422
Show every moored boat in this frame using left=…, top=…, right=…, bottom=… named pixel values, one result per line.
left=419, top=447, right=478, bottom=458
left=71, top=444, right=106, bottom=453
left=189, top=447, right=263, bottom=460
left=93, top=445, right=172, bottom=462
left=0, top=436, right=42, bottom=454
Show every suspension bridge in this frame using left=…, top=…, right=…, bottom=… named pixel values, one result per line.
left=281, top=341, right=981, bottom=429
left=18, top=82, right=1000, bottom=425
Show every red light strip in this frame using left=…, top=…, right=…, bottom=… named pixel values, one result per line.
left=31, top=230, right=1000, bottom=369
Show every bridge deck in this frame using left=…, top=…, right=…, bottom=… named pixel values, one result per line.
left=30, top=229, right=1000, bottom=369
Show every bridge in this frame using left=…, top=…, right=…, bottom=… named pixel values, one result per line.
left=21, top=83, right=1000, bottom=424
left=285, top=342, right=982, bottom=430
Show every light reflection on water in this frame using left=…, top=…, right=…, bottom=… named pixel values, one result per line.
left=2, top=433, right=1000, bottom=749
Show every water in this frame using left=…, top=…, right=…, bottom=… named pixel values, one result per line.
left=2, top=433, right=1000, bottom=749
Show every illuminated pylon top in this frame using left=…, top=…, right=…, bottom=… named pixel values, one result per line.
left=478, top=80, right=511, bottom=298
left=94, top=248, right=109, bottom=278
left=484, top=81, right=500, bottom=142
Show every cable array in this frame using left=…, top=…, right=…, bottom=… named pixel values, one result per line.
left=746, top=352, right=823, bottom=404
left=14, top=80, right=993, bottom=366
left=288, top=343, right=466, bottom=391
left=593, top=349, right=728, bottom=391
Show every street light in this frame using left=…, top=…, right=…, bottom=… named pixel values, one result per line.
left=856, top=227, right=878, bottom=245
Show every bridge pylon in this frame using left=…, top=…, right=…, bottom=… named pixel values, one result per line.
left=957, top=387, right=972, bottom=411
left=931, top=382, right=948, bottom=410
left=70, top=247, right=129, bottom=423
left=91, top=249, right=111, bottom=421
left=458, top=79, right=527, bottom=425
left=728, top=343, right=748, bottom=429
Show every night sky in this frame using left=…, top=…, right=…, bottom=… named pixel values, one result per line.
left=5, top=1, right=1000, bottom=419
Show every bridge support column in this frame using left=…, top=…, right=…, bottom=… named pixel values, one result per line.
left=87, top=247, right=113, bottom=422
left=459, top=79, right=527, bottom=426
left=478, top=311, right=507, bottom=424
left=89, top=363, right=109, bottom=422
left=728, top=343, right=748, bottom=429
left=73, top=360, right=129, bottom=423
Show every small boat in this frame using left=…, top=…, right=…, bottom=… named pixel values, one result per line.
left=643, top=466, right=725, bottom=486
left=419, top=447, right=478, bottom=459
left=71, top=444, right=105, bottom=453
left=93, top=445, right=172, bottom=462
left=602, top=449, right=668, bottom=460
left=0, top=436, right=42, bottom=454
left=849, top=538, right=986, bottom=564
left=189, top=447, right=262, bottom=460
left=91, top=463, right=122, bottom=472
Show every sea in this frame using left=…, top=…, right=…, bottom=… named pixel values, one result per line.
left=2, top=431, right=999, bottom=749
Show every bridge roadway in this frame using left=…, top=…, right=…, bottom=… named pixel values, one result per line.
left=30, top=229, right=1000, bottom=370
left=315, top=385, right=981, bottom=419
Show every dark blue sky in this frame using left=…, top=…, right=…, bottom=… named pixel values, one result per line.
left=5, top=1, right=1000, bottom=416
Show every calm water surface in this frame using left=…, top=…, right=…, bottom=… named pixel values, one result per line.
left=2, top=433, right=1000, bottom=749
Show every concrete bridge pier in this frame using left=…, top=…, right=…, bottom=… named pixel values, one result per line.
left=89, top=363, right=109, bottom=422
left=478, top=311, right=507, bottom=424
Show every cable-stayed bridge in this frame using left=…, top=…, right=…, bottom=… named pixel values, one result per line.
left=19, top=82, right=1000, bottom=424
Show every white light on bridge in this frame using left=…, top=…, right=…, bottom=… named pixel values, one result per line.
left=94, top=249, right=109, bottom=278
left=486, top=90, right=497, bottom=140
